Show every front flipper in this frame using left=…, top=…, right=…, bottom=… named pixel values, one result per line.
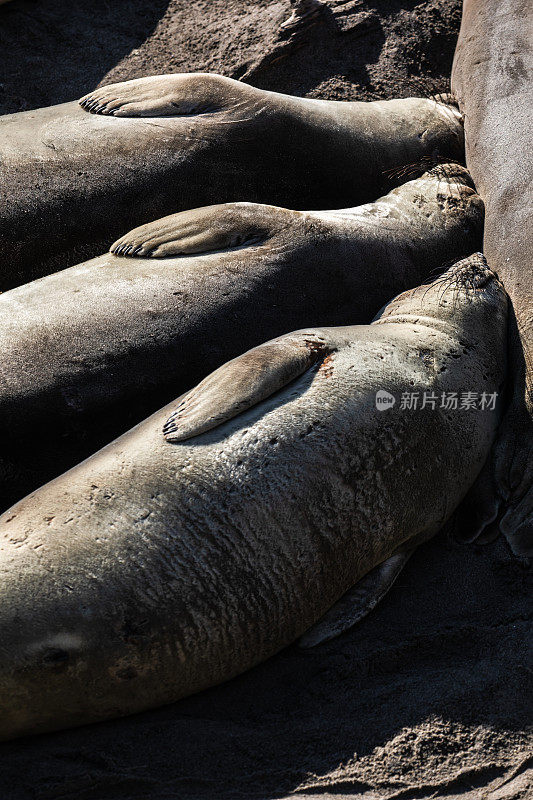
left=163, top=332, right=330, bottom=442
left=111, top=202, right=296, bottom=258
left=299, top=546, right=414, bottom=648
left=79, top=73, right=258, bottom=117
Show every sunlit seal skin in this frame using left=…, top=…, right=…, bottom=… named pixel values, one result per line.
left=0, top=165, right=483, bottom=511
left=452, top=0, right=532, bottom=555
left=0, top=255, right=507, bottom=740
left=0, top=72, right=464, bottom=288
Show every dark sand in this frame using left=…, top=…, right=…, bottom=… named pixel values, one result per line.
left=0, top=1, right=531, bottom=798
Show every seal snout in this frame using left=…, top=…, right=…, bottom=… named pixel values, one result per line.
left=444, top=252, right=499, bottom=290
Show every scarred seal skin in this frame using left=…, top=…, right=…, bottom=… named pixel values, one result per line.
left=452, top=0, right=532, bottom=555
left=0, top=254, right=506, bottom=740
left=0, top=73, right=464, bottom=288
left=0, top=165, right=483, bottom=510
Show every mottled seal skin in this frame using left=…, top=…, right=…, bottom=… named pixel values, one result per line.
left=0, top=166, right=483, bottom=511
left=452, top=0, right=532, bottom=555
left=0, top=72, right=465, bottom=288
left=0, top=255, right=506, bottom=740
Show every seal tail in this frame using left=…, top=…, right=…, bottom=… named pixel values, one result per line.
left=163, top=332, right=330, bottom=442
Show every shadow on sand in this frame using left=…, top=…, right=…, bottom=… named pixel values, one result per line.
left=0, top=0, right=171, bottom=114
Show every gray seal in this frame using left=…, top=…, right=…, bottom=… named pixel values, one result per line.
left=452, top=0, right=532, bottom=555
left=0, top=73, right=464, bottom=288
left=0, top=165, right=482, bottom=510
left=0, top=254, right=507, bottom=740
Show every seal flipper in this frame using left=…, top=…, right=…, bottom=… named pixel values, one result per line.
left=164, top=332, right=330, bottom=442
left=79, top=73, right=258, bottom=117
left=298, top=546, right=415, bottom=648
left=455, top=415, right=533, bottom=556
left=111, top=203, right=295, bottom=258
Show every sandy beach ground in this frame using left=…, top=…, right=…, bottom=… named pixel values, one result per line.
left=0, top=1, right=530, bottom=798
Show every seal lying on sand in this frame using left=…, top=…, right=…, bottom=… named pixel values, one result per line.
left=0, top=72, right=463, bottom=288
left=0, top=165, right=483, bottom=511
left=452, top=0, right=532, bottom=555
left=0, top=254, right=507, bottom=740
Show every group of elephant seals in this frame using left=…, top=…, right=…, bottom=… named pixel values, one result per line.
left=0, top=72, right=464, bottom=288
left=452, top=0, right=532, bottom=555
left=0, top=165, right=483, bottom=511
left=0, top=254, right=507, bottom=740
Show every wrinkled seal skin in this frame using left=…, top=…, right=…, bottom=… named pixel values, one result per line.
left=0, top=255, right=506, bottom=740
left=452, top=0, right=532, bottom=555
left=0, top=165, right=483, bottom=511
left=0, top=72, right=465, bottom=288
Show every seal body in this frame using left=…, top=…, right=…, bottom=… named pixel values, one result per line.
left=0, top=255, right=507, bottom=740
left=0, top=166, right=483, bottom=510
left=452, top=0, right=533, bottom=553
left=0, top=73, right=464, bottom=287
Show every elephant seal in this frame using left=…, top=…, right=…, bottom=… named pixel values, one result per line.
left=0, top=165, right=483, bottom=511
left=0, top=254, right=507, bottom=740
left=452, top=0, right=532, bottom=555
left=0, top=72, right=464, bottom=288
